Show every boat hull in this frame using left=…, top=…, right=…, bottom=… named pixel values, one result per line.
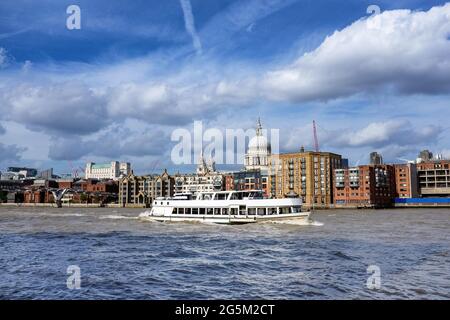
left=139, top=211, right=311, bottom=225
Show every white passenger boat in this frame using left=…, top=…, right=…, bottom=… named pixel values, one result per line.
left=139, top=190, right=311, bottom=225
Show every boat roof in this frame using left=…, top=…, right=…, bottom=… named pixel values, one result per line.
left=197, top=190, right=263, bottom=194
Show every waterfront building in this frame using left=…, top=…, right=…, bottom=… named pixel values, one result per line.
left=334, top=165, right=396, bottom=208
left=74, top=179, right=118, bottom=193
left=33, top=179, right=58, bottom=188
left=269, top=150, right=342, bottom=207
left=416, top=160, right=450, bottom=197
left=174, top=154, right=224, bottom=195
left=85, top=161, right=131, bottom=180
left=7, top=167, right=38, bottom=177
left=57, top=178, right=75, bottom=189
left=0, top=179, right=31, bottom=193
left=232, top=169, right=269, bottom=196
left=224, top=173, right=235, bottom=191
left=244, top=118, right=271, bottom=172
left=369, top=152, right=383, bottom=165
left=23, top=189, right=54, bottom=204
left=119, top=170, right=175, bottom=207
left=1, top=171, right=26, bottom=180
left=37, top=168, right=54, bottom=180
left=394, top=163, right=419, bottom=198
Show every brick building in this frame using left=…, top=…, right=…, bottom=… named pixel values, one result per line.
left=224, top=174, right=235, bottom=191
left=119, top=170, right=175, bottom=207
left=334, top=165, right=396, bottom=208
left=269, top=150, right=342, bottom=207
left=24, top=189, right=54, bottom=204
left=394, top=163, right=418, bottom=198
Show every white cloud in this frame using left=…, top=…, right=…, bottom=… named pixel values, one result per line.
left=0, top=47, right=10, bottom=68
left=323, top=120, right=441, bottom=148
left=441, top=149, right=450, bottom=159
left=179, top=0, right=202, bottom=54
left=256, top=3, right=450, bottom=102
left=22, top=60, right=32, bottom=73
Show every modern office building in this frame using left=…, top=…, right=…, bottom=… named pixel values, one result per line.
left=37, top=168, right=54, bottom=180
left=232, top=169, right=269, bottom=196
left=269, top=150, right=342, bottom=207
left=417, top=150, right=433, bottom=162
left=7, top=167, right=38, bottom=177
left=369, top=152, right=383, bottom=165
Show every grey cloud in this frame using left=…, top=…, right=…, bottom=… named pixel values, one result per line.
left=0, top=143, right=26, bottom=163
left=1, top=83, right=109, bottom=136
left=48, top=127, right=172, bottom=161
left=47, top=137, right=92, bottom=161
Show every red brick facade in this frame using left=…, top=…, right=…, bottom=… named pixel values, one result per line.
left=334, top=165, right=396, bottom=208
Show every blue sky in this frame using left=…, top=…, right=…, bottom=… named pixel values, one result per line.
left=0, top=0, right=449, bottom=175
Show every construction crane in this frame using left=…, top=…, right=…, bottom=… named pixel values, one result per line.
left=312, top=120, right=320, bottom=152
left=68, top=161, right=84, bottom=178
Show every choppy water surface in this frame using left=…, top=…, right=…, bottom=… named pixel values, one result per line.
left=0, top=207, right=449, bottom=299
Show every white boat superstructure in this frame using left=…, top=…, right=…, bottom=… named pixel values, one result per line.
left=139, top=190, right=311, bottom=225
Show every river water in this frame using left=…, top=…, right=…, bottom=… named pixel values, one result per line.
left=0, top=207, right=449, bottom=299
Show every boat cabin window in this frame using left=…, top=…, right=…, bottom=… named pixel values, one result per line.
left=291, top=206, right=302, bottom=213
left=216, top=193, right=228, bottom=200
left=199, top=208, right=206, bottom=215
left=281, top=207, right=290, bottom=214
left=230, top=193, right=244, bottom=200
left=192, top=208, right=199, bottom=215
left=268, top=208, right=278, bottom=215
left=248, top=191, right=264, bottom=199
left=257, top=208, right=266, bottom=215
left=198, top=193, right=213, bottom=200
left=229, top=191, right=264, bottom=200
